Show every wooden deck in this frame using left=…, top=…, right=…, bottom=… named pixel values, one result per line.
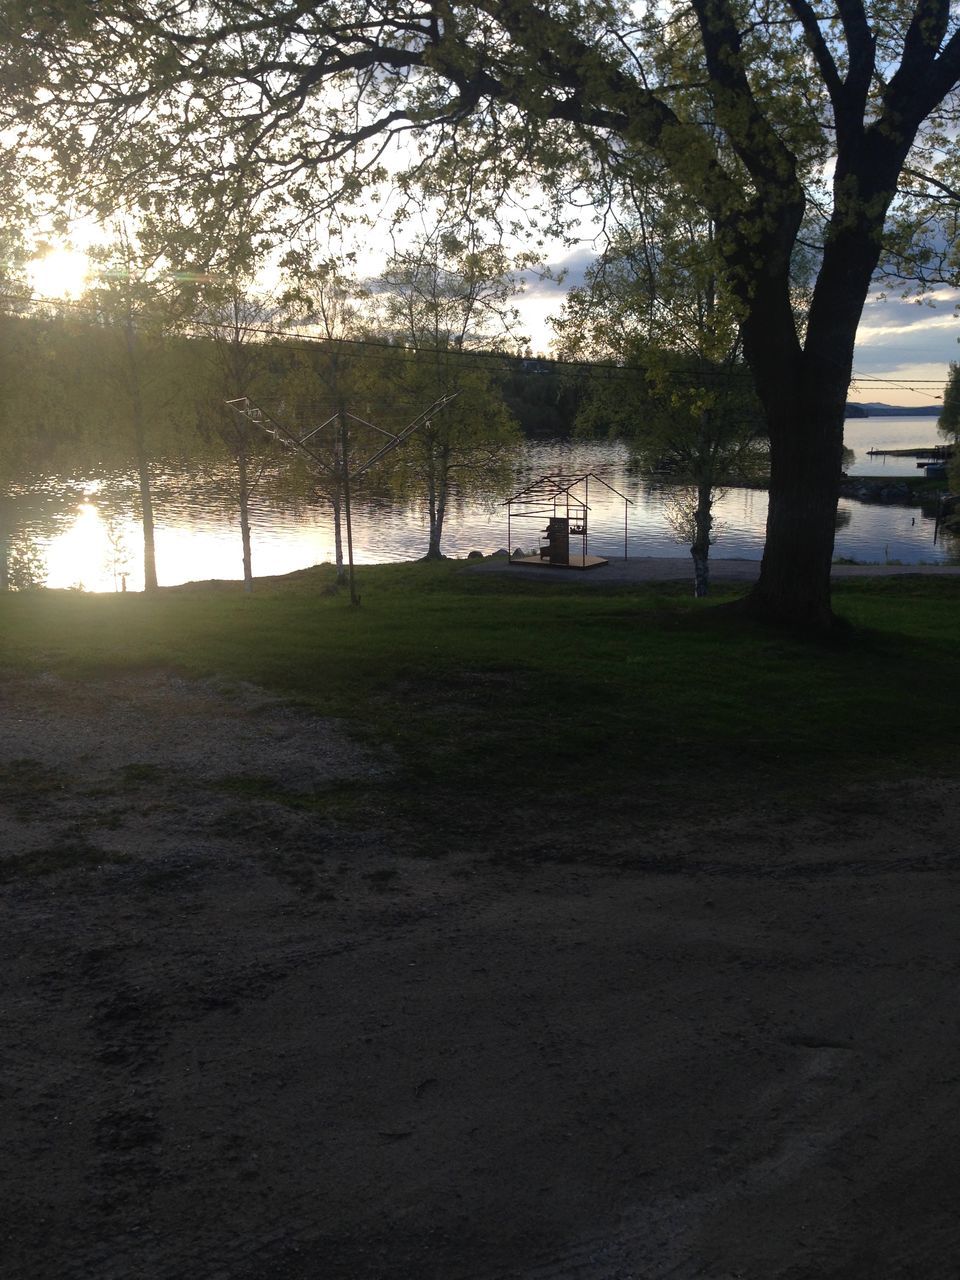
left=510, top=554, right=609, bottom=571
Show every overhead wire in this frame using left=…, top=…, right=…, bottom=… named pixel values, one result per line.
left=0, top=289, right=952, bottom=400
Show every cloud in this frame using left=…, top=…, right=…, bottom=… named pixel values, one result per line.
left=848, top=288, right=960, bottom=401
left=851, top=294, right=956, bottom=401
left=858, top=291, right=959, bottom=338
left=514, top=258, right=960, bottom=402
left=849, top=360, right=952, bottom=402
left=517, top=246, right=595, bottom=298
left=513, top=247, right=599, bottom=352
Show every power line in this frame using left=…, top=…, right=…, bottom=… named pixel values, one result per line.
left=852, top=375, right=947, bottom=383
left=0, top=288, right=746, bottom=386
left=2, top=289, right=951, bottom=398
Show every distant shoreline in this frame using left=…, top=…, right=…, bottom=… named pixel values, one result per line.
left=846, top=403, right=941, bottom=418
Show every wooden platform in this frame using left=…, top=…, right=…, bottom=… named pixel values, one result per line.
left=510, top=554, right=609, bottom=571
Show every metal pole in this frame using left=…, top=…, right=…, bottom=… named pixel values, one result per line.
left=585, top=474, right=589, bottom=562
left=624, top=498, right=628, bottom=560
left=340, top=411, right=359, bottom=606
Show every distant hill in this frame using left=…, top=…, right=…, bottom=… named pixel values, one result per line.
left=846, top=402, right=941, bottom=417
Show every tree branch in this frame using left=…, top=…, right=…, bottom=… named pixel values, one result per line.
left=784, top=0, right=843, bottom=112
left=902, top=164, right=960, bottom=203
left=688, top=0, right=801, bottom=196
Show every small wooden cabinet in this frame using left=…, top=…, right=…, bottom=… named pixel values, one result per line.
left=540, top=516, right=570, bottom=565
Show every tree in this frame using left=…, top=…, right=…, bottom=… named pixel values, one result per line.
left=0, top=307, right=96, bottom=589
left=555, top=175, right=767, bottom=596
left=939, top=361, right=960, bottom=491
left=189, top=282, right=285, bottom=592
left=376, top=229, right=523, bottom=559
left=81, top=228, right=189, bottom=592
left=0, top=180, right=36, bottom=591
left=939, top=362, right=960, bottom=442
left=580, top=352, right=767, bottom=595
left=281, top=257, right=378, bottom=584
left=11, top=0, right=960, bottom=626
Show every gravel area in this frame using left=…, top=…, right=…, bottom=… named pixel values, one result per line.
left=2, top=669, right=960, bottom=1278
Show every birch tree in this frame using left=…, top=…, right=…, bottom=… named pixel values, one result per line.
left=282, top=258, right=376, bottom=583
left=190, top=284, right=283, bottom=592
left=82, top=227, right=197, bottom=591
left=377, top=230, right=522, bottom=560
left=555, top=177, right=766, bottom=596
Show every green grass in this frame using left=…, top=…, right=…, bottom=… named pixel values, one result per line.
left=1, top=563, right=958, bottom=840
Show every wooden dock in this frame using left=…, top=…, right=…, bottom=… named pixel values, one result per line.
left=510, top=554, right=609, bottom=571
left=866, top=445, right=953, bottom=459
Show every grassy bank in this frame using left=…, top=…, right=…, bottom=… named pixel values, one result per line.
left=2, top=563, right=958, bottom=846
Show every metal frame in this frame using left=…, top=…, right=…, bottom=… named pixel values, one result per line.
left=504, top=472, right=633, bottom=565
left=226, top=393, right=459, bottom=603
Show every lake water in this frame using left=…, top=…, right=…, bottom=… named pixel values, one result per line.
left=5, top=415, right=956, bottom=592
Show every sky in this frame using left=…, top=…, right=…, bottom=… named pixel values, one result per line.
left=517, top=247, right=960, bottom=409
left=847, top=287, right=960, bottom=407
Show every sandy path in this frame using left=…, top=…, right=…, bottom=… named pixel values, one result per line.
left=2, top=671, right=959, bottom=1279
left=471, top=556, right=960, bottom=584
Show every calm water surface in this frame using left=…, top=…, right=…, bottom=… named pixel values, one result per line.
left=8, top=416, right=956, bottom=592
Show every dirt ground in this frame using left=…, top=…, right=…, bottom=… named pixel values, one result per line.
left=2, top=669, right=959, bottom=1279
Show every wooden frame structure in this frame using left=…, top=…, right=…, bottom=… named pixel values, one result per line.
left=504, top=472, right=633, bottom=570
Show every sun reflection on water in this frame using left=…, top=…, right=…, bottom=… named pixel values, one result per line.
left=39, top=499, right=340, bottom=593
left=44, top=501, right=136, bottom=593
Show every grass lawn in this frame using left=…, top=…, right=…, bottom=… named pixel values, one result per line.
left=1, top=562, right=957, bottom=849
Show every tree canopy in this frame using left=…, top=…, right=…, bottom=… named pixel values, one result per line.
left=939, top=361, right=960, bottom=442
left=6, top=0, right=960, bottom=624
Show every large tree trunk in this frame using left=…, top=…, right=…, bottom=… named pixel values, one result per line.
left=744, top=259, right=870, bottom=628
left=737, top=358, right=845, bottom=627
left=723, top=119, right=915, bottom=630
left=747, top=404, right=844, bottom=628
left=739, top=240, right=876, bottom=627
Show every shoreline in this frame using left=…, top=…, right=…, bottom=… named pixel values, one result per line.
left=471, top=556, right=960, bottom=583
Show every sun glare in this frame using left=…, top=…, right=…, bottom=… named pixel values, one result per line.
left=44, top=501, right=133, bottom=592
left=29, top=245, right=90, bottom=300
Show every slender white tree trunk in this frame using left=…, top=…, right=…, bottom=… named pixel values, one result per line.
left=331, top=486, right=345, bottom=582
left=691, top=481, right=713, bottom=598
left=237, top=449, right=253, bottom=592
